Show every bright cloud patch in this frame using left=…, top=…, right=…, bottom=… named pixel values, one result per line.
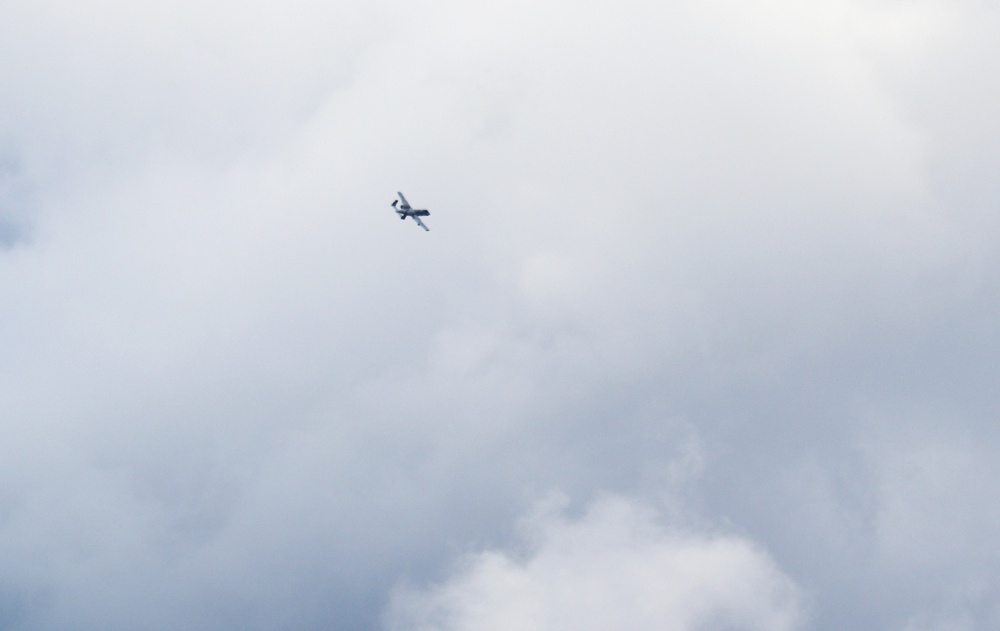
left=387, top=495, right=805, bottom=631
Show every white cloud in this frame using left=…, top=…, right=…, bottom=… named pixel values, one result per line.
left=387, top=495, right=805, bottom=631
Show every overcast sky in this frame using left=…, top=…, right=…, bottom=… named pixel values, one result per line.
left=1, top=0, right=999, bottom=629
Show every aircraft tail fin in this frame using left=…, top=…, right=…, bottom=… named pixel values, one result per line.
left=391, top=200, right=398, bottom=208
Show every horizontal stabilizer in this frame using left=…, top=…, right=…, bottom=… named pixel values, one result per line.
left=414, top=210, right=430, bottom=216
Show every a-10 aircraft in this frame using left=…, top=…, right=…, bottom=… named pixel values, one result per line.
left=392, top=192, right=430, bottom=231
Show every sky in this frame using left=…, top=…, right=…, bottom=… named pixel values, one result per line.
left=0, top=0, right=999, bottom=629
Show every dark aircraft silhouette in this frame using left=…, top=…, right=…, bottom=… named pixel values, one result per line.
left=392, top=192, right=430, bottom=231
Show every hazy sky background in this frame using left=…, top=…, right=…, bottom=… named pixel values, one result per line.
left=1, top=1, right=999, bottom=629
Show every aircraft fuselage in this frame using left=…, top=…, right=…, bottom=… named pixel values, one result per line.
left=392, top=192, right=430, bottom=231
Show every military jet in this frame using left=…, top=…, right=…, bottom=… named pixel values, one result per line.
left=392, top=192, right=430, bottom=231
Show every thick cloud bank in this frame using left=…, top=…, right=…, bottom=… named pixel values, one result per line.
left=0, top=0, right=999, bottom=629
left=388, top=496, right=804, bottom=631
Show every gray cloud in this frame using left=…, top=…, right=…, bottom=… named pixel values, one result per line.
left=0, top=141, right=30, bottom=249
left=0, top=0, right=998, bottom=629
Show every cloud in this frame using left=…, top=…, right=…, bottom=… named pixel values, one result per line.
left=0, top=0, right=998, bottom=629
left=387, top=494, right=805, bottom=631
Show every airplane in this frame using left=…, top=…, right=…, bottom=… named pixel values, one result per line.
left=392, top=192, right=430, bottom=231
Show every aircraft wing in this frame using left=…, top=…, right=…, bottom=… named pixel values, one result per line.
left=412, top=215, right=429, bottom=231
left=397, top=192, right=410, bottom=208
